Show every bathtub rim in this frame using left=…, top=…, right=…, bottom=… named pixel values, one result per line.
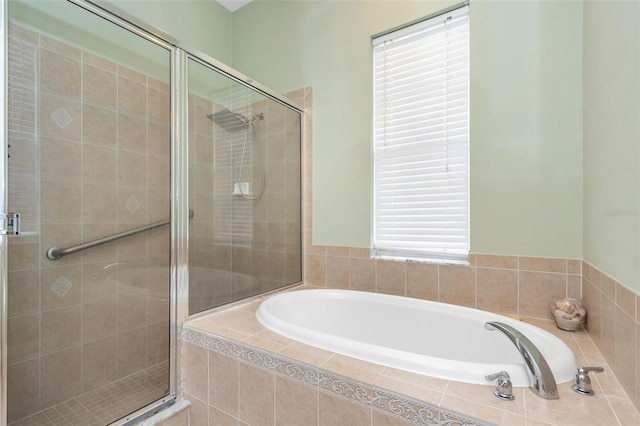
left=256, top=288, right=577, bottom=387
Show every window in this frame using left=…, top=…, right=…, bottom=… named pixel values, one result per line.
left=372, top=5, right=470, bottom=263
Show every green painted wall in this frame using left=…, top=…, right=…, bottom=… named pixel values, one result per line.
left=103, top=0, right=233, bottom=64
left=469, top=0, right=583, bottom=257
left=583, top=0, right=640, bottom=291
left=232, top=0, right=584, bottom=258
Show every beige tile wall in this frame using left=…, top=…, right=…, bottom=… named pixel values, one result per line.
left=305, top=250, right=582, bottom=321
left=179, top=293, right=640, bottom=426
left=181, top=339, right=451, bottom=426
left=582, top=262, right=640, bottom=412
left=7, top=25, right=170, bottom=422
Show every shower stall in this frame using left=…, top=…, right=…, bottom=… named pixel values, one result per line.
left=0, top=0, right=303, bottom=424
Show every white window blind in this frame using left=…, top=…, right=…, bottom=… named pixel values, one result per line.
left=372, top=5, right=470, bottom=262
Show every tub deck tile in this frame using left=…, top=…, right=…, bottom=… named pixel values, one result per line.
left=182, top=288, right=639, bottom=426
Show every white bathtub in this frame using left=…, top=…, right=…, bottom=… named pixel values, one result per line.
left=256, top=289, right=577, bottom=387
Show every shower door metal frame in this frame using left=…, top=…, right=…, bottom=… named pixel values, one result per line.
left=0, top=0, right=8, bottom=422
left=0, top=0, right=181, bottom=424
left=0, top=0, right=305, bottom=424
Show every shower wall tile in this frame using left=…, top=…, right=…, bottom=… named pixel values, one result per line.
left=82, top=299, right=117, bottom=342
left=118, top=151, right=148, bottom=187
left=82, top=336, right=117, bottom=392
left=40, top=181, right=82, bottom=224
left=118, top=113, right=147, bottom=153
left=148, top=76, right=169, bottom=93
left=40, top=306, right=81, bottom=354
left=40, top=35, right=80, bottom=59
left=118, top=64, right=146, bottom=84
left=148, top=122, right=170, bottom=157
left=148, top=87, right=170, bottom=124
left=116, top=326, right=148, bottom=377
left=7, top=26, right=171, bottom=421
left=40, top=137, right=81, bottom=182
left=82, top=144, right=117, bottom=184
left=149, top=155, right=170, bottom=189
left=40, top=346, right=82, bottom=407
left=82, top=183, right=117, bottom=223
left=82, top=50, right=116, bottom=72
left=118, top=76, right=147, bottom=118
left=40, top=263, right=82, bottom=311
left=117, top=188, right=148, bottom=223
left=146, top=320, right=169, bottom=363
left=83, top=64, right=117, bottom=109
left=7, top=269, right=40, bottom=318
left=7, top=313, right=39, bottom=364
left=7, top=357, right=40, bottom=422
left=40, top=48, right=81, bottom=99
left=39, top=92, right=81, bottom=141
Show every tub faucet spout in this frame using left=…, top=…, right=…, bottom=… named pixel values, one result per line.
left=484, top=321, right=559, bottom=400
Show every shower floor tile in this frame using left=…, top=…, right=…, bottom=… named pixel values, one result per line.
left=9, top=361, right=169, bottom=426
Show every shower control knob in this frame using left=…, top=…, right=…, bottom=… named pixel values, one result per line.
left=485, top=371, right=515, bottom=400
left=571, top=366, right=604, bottom=395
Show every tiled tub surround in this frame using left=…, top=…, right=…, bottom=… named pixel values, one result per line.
left=7, top=25, right=170, bottom=422
left=582, top=261, right=640, bottom=414
left=180, top=288, right=640, bottom=426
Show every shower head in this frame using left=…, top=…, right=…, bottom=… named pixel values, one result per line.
left=207, top=109, right=264, bottom=133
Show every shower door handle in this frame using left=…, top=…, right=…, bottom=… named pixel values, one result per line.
left=0, top=212, right=21, bottom=235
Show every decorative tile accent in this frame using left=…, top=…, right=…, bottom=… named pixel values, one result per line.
left=440, top=409, right=494, bottom=426
left=372, top=388, right=439, bottom=425
left=51, top=275, right=72, bottom=297
left=181, top=325, right=498, bottom=426
left=273, top=356, right=320, bottom=385
left=50, top=106, right=72, bottom=129
left=318, top=372, right=372, bottom=406
left=124, top=195, right=141, bottom=214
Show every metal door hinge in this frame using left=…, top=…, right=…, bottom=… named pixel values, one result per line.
left=0, top=212, right=21, bottom=235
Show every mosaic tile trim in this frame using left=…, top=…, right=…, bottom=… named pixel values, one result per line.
left=182, top=326, right=496, bottom=426
left=273, top=356, right=319, bottom=385
left=440, top=409, right=494, bottom=426
left=318, top=371, right=372, bottom=407
left=372, top=388, right=439, bottom=426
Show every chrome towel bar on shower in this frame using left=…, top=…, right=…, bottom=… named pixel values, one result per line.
left=46, top=209, right=194, bottom=261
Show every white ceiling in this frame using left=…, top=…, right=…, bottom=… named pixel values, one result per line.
left=217, top=0, right=253, bottom=13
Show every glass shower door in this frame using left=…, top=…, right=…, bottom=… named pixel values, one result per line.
left=188, top=58, right=302, bottom=315
left=4, top=1, right=173, bottom=423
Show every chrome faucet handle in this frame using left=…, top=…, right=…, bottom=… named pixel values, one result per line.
left=485, top=371, right=515, bottom=401
left=571, top=366, right=604, bottom=395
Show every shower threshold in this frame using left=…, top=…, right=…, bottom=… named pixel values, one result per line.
left=9, top=361, right=169, bottom=426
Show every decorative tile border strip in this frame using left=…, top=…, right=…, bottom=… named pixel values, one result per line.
left=182, top=326, right=496, bottom=426
left=318, top=371, right=372, bottom=407
left=440, top=409, right=494, bottom=426
left=372, top=388, right=439, bottom=426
